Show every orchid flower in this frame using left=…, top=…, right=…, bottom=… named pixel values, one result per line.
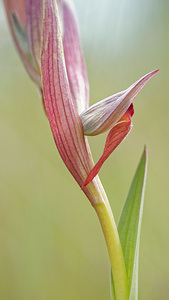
left=3, top=0, right=158, bottom=194
left=3, top=0, right=159, bottom=299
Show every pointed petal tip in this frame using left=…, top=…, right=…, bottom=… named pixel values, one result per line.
left=135, top=68, right=159, bottom=86
left=81, top=183, right=85, bottom=190
left=150, top=69, right=159, bottom=76
left=81, top=176, right=92, bottom=189
left=144, top=69, right=159, bottom=81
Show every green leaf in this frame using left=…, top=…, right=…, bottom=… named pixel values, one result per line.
left=119, top=147, right=148, bottom=299
left=110, top=147, right=148, bottom=300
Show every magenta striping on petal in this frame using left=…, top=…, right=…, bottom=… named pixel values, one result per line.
left=3, top=0, right=159, bottom=208
left=41, top=0, right=91, bottom=185
left=63, top=0, right=89, bottom=114
left=26, top=0, right=43, bottom=72
left=41, top=0, right=107, bottom=206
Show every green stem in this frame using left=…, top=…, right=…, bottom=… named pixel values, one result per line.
left=94, top=201, right=129, bottom=300
left=85, top=139, right=128, bottom=298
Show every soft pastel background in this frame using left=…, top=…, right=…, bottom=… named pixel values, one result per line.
left=0, top=0, right=168, bottom=299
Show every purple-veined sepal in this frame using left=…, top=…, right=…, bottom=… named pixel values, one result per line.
left=80, top=70, right=159, bottom=136
left=25, top=0, right=43, bottom=74
left=41, top=0, right=105, bottom=205
left=62, top=0, right=89, bottom=114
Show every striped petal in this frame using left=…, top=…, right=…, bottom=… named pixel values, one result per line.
left=80, top=69, right=159, bottom=136
left=26, top=0, right=43, bottom=73
left=41, top=0, right=104, bottom=205
left=62, top=0, right=89, bottom=114
left=3, top=0, right=41, bottom=86
left=82, top=106, right=133, bottom=189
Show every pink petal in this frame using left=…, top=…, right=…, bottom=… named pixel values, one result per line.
left=81, top=69, right=159, bottom=136
left=3, top=0, right=26, bottom=28
left=3, top=0, right=41, bottom=86
left=26, top=0, right=43, bottom=72
left=41, top=0, right=101, bottom=203
left=82, top=108, right=133, bottom=189
left=62, top=0, right=89, bottom=114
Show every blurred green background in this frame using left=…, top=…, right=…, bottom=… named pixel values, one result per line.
left=0, top=0, right=168, bottom=299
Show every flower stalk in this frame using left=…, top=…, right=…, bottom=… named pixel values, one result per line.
left=94, top=201, right=129, bottom=300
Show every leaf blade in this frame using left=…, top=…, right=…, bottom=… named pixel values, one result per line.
left=110, top=147, right=148, bottom=300
left=118, top=147, right=148, bottom=299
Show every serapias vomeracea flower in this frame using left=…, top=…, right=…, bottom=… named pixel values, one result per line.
left=4, top=1, right=159, bottom=298
left=3, top=0, right=159, bottom=205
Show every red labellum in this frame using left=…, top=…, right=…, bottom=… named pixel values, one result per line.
left=82, top=115, right=132, bottom=189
